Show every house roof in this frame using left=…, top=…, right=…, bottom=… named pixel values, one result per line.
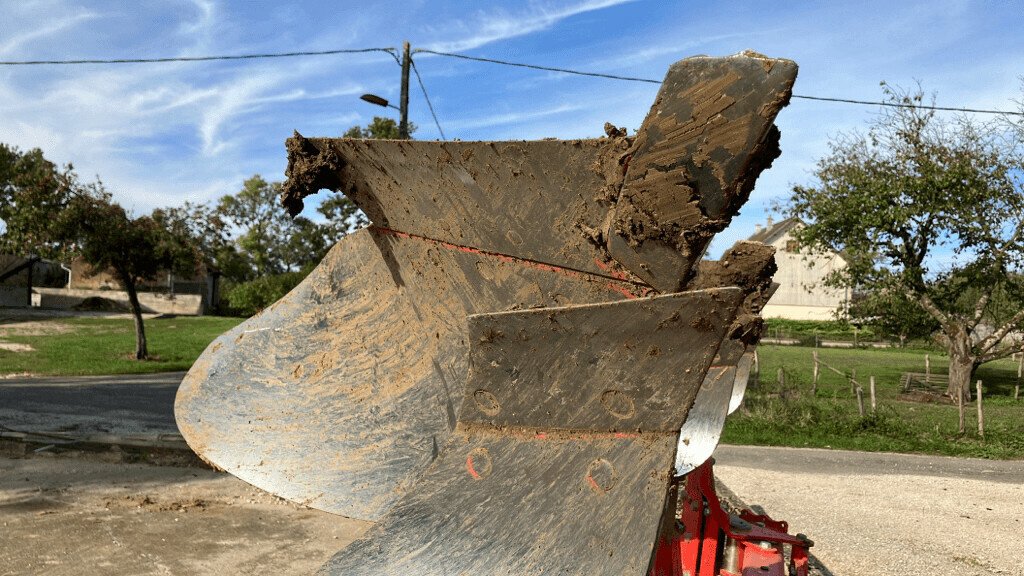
left=746, top=216, right=800, bottom=244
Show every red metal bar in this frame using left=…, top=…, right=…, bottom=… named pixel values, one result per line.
left=650, top=460, right=812, bottom=576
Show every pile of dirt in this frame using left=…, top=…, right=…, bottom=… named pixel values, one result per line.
left=72, top=296, right=129, bottom=312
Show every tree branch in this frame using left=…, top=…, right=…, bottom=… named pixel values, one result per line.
left=979, top=343, right=1023, bottom=364
left=968, top=292, right=992, bottom=331
left=977, top=307, right=1024, bottom=353
left=915, top=290, right=952, bottom=328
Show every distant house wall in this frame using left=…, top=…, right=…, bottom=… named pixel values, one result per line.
left=748, top=219, right=850, bottom=321
left=68, top=258, right=215, bottom=313
left=33, top=287, right=203, bottom=315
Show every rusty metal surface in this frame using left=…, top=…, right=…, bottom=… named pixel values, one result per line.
left=319, top=290, right=742, bottom=575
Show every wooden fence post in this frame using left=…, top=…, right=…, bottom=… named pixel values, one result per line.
left=957, top=387, right=965, bottom=435
left=812, top=350, right=819, bottom=396
left=925, top=354, right=930, bottom=384
left=856, top=386, right=865, bottom=417
left=850, top=368, right=857, bottom=396
left=869, top=376, right=876, bottom=413
left=976, top=380, right=984, bottom=438
left=1017, top=352, right=1022, bottom=401
left=753, top=349, right=759, bottom=376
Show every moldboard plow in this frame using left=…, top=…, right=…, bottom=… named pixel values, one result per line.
left=176, top=52, right=812, bottom=575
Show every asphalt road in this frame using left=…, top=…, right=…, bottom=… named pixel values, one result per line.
left=715, top=443, right=1024, bottom=484
left=0, top=372, right=183, bottom=440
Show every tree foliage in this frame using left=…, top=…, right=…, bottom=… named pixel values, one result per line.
left=0, top=144, right=75, bottom=259
left=343, top=116, right=415, bottom=140
left=57, top=187, right=200, bottom=359
left=787, top=83, right=1024, bottom=402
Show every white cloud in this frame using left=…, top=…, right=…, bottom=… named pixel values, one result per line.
left=444, top=103, right=584, bottom=132
left=423, top=0, right=637, bottom=52
left=0, top=10, right=98, bottom=57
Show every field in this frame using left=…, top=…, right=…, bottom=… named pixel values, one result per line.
left=0, top=314, right=243, bottom=376
left=722, top=344, right=1024, bottom=459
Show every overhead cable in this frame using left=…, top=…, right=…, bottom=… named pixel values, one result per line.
left=0, top=47, right=397, bottom=66
left=409, top=56, right=447, bottom=140
left=418, top=48, right=1024, bottom=117
left=3, top=44, right=1022, bottom=117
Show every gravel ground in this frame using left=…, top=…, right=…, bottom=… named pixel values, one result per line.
left=0, top=450, right=370, bottom=576
left=6, top=442, right=1019, bottom=575
left=715, top=446, right=1024, bottom=576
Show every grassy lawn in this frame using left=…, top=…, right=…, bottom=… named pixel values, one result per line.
left=722, top=345, right=1024, bottom=459
left=0, top=315, right=243, bottom=376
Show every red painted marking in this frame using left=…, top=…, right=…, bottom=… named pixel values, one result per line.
left=607, top=282, right=642, bottom=300
left=466, top=455, right=480, bottom=479
left=371, top=226, right=652, bottom=298
left=535, top=432, right=548, bottom=440
left=586, top=474, right=602, bottom=492
left=592, top=257, right=631, bottom=282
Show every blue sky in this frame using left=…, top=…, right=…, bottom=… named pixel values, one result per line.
left=1, top=0, right=1022, bottom=256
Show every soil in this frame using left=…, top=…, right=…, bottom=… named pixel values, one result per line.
left=0, top=449, right=371, bottom=576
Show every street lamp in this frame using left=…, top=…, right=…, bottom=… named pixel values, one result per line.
left=357, top=42, right=411, bottom=139
left=360, top=93, right=399, bottom=111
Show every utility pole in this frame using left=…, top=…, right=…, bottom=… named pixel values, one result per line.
left=399, top=41, right=411, bottom=139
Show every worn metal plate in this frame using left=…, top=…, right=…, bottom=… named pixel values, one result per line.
left=175, top=228, right=645, bottom=520
left=729, top=351, right=755, bottom=415
left=674, top=338, right=747, bottom=475
left=319, top=290, right=742, bottom=575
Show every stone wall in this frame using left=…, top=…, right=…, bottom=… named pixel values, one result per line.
left=32, top=288, right=203, bottom=315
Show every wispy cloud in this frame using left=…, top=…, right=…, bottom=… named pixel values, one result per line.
left=0, top=10, right=98, bottom=57
left=423, top=0, right=638, bottom=52
left=584, top=31, right=781, bottom=71
left=444, top=103, right=584, bottom=132
left=179, top=0, right=216, bottom=37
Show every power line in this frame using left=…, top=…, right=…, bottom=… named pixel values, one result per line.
left=0, top=47, right=397, bottom=66
left=3, top=44, right=1022, bottom=117
left=789, top=94, right=1024, bottom=116
left=409, top=56, right=446, bottom=140
left=417, top=48, right=1024, bottom=117
left=413, top=48, right=662, bottom=84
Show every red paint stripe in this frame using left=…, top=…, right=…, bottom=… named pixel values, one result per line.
left=466, top=454, right=480, bottom=479
left=372, top=226, right=652, bottom=299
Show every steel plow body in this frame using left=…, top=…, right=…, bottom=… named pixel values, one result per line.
left=174, top=51, right=798, bottom=574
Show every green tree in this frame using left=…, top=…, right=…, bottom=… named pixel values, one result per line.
left=0, top=144, right=75, bottom=259
left=343, top=116, right=415, bottom=140
left=152, top=201, right=250, bottom=282
left=58, top=187, right=200, bottom=359
left=217, top=175, right=295, bottom=277
left=787, top=83, right=1024, bottom=403
left=317, top=193, right=368, bottom=244
left=848, top=289, right=939, bottom=347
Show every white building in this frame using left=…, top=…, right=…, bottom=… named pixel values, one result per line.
left=748, top=217, right=850, bottom=321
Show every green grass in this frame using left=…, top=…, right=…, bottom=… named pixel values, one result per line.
left=0, top=315, right=243, bottom=376
left=722, top=345, right=1024, bottom=459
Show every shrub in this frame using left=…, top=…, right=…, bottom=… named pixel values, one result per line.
left=223, top=270, right=309, bottom=317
